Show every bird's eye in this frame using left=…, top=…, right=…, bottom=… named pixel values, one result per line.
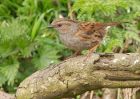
left=57, top=24, right=62, bottom=27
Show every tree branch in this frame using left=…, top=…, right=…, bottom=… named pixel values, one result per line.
left=0, top=91, right=15, bottom=99
left=16, top=53, right=140, bottom=99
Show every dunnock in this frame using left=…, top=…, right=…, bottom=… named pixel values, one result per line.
left=49, top=18, right=118, bottom=58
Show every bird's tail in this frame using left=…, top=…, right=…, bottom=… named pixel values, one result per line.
left=94, top=22, right=119, bottom=31
left=104, top=22, right=119, bottom=26
left=95, top=22, right=119, bottom=27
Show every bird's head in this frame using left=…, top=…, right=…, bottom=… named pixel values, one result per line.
left=48, top=18, right=79, bottom=34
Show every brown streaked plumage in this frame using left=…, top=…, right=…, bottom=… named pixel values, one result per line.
left=50, top=18, right=118, bottom=58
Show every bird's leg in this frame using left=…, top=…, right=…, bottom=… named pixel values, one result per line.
left=70, top=51, right=81, bottom=58
left=84, top=44, right=99, bottom=61
left=73, top=51, right=81, bottom=56
left=65, top=51, right=81, bottom=60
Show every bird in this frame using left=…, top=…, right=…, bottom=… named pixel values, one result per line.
left=48, top=18, right=118, bottom=59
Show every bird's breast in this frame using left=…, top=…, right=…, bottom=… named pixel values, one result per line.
left=59, top=33, right=91, bottom=51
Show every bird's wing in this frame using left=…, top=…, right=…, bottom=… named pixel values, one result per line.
left=75, top=22, right=117, bottom=41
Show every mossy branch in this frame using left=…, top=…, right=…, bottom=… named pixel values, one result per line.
left=16, top=53, right=140, bottom=99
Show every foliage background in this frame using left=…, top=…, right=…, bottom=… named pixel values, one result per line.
left=0, top=0, right=140, bottom=95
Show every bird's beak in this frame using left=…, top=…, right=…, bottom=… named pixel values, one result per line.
left=47, top=25, right=53, bottom=28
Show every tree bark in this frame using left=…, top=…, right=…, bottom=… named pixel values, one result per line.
left=16, top=53, right=140, bottom=99
left=0, top=91, right=15, bottom=99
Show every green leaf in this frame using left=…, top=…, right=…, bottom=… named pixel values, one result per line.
left=0, top=72, right=7, bottom=87
left=0, top=59, right=19, bottom=85
left=32, top=44, right=60, bottom=69
left=31, top=13, right=45, bottom=40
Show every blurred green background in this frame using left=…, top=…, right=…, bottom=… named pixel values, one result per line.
left=0, top=0, right=140, bottom=94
